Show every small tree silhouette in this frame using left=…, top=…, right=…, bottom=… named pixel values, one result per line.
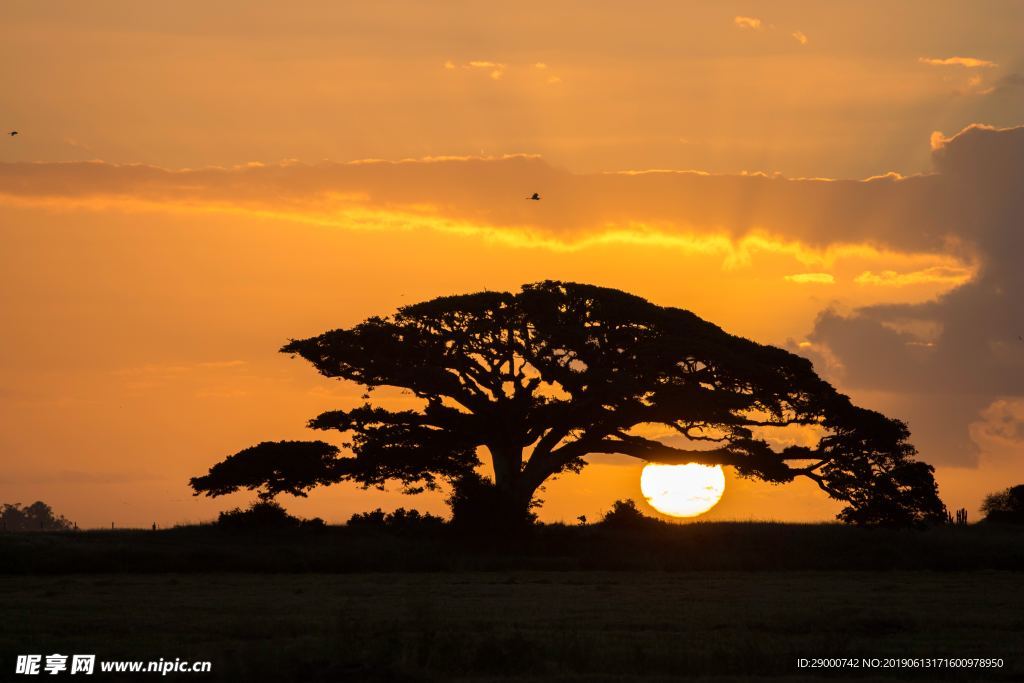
left=601, top=499, right=654, bottom=528
left=0, top=501, right=74, bottom=532
left=191, top=281, right=946, bottom=528
left=981, top=484, right=1024, bottom=524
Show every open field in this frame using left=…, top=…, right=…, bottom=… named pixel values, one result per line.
left=2, top=571, right=1021, bottom=681
left=2, top=524, right=1022, bottom=680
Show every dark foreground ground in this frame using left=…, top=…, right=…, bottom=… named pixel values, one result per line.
left=2, top=571, right=1021, bottom=682
left=2, top=523, right=1021, bottom=681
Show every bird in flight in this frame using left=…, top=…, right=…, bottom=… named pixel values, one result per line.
left=527, top=192, right=541, bottom=201
left=8, top=131, right=17, bottom=136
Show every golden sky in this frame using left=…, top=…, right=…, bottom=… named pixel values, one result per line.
left=1, top=1, right=1022, bottom=527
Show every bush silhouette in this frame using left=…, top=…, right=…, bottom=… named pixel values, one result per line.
left=601, top=499, right=660, bottom=528
left=981, top=484, right=1024, bottom=524
left=347, top=507, right=445, bottom=532
left=216, top=500, right=324, bottom=530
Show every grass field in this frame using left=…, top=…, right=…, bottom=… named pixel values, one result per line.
left=2, top=571, right=1021, bottom=681
left=2, top=524, right=1021, bottom=680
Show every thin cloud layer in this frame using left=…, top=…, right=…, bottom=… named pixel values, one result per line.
left=443, top=59, right=506, bottom=79
left=919, top=56, right=997, bottom=68
left=732, top=15, right=808, bottom=46
left=784, top=273, right=833, bottom=284
left=443, top=59, right=561, bottom=83
left=853, top=266, right=972, bottom=287
left=0, top=146, right=991, bottom=258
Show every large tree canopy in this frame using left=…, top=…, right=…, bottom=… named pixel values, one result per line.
left=191, top=281, right=946, bottom=526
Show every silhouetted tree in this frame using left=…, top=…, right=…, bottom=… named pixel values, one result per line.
left=191, top=281, right=946, bottom=527
left=0, top=501, right=74, bottom=531
left=981, top=484, right=1024, bottom=524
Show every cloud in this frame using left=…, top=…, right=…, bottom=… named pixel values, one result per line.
left=733, top=16, right=809, bottom=47
left=986, top=73, right=1024, bottom=96
left=918, top=56, right=998, bottom=68
left=734, top=16, right=763, bottom=30
left=0, top=149, right=985, bottom=261
left=446, top=59, right=560, bottom=82
left=853, top=265, right=973, bottom=287
left=444, top=59, right=506, bottom=79
left=969, top=398, right=1024, bottom=460
left=784, top=272, right=833, bottom=284
left=997, top=73, right=1024, bottom=88
left=927, top=125, right=1003, bottom=151
left=797, top=124, right=1024, bottom=466
left=467, top=60, right=505, bottom=79
left=0, top=144, right=986, bottom=272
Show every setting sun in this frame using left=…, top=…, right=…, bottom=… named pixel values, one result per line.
left=640, top=463, right=726, bottom=518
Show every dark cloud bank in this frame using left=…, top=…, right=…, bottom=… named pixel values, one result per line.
left=801, top=125, right=1023, bottom=466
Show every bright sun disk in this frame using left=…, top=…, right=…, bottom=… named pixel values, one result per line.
left=640, top=463, right=726, bottom=517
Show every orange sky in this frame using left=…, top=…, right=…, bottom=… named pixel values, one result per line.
left=1, top=1, right=1022, bottom=527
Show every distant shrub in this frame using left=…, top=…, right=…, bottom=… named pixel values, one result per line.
left=1, top=501, right=75, bottom=532
left=600, top=499, right=659, bottom=528
left=347, top=507, right=446, bottom=532
left=981, top=484, right=1024, bottom=524
left=216, top=500, right=304, bottom=530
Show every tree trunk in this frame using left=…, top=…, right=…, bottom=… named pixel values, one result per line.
left=449, top=441, right=537, bottom=533
left=488, top=441, right=523, bottom=492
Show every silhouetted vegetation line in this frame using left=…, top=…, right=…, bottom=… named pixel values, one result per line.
left=1, top=521, right=1021, bottom=574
